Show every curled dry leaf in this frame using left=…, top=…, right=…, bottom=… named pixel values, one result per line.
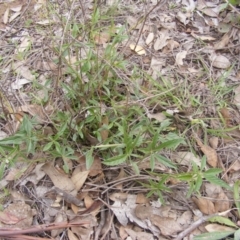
left=176, top=11, right=190, bottom=25
left=147, top=112, right=166, bottom=122
left=192, top=197, right=215, bottom=215
left=195, top=138, right=218, bottom=167
left=42, top=163, right=77, bottom=196
left=214, top=34, right=230, bottom=49
left=176, top=51, right=187, bottom=65
left=191, top=32, right=216, bottom=41
left=209, top=136, right=219, bottom=149
left=150, top=215, right=182, bottom=236
left=209, top=53, right=231, bottom=69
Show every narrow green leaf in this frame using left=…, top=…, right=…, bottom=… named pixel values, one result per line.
left=154, top=139, right=184, bottom=151
left=203, top=168, right=222, bottom=176
left=193, top=231, right=235, bottom=240
left=0, top=134, right=24, bottom=145
left=208, top=216, right=237, bottom=228
left=205, top=175, right=232, bottom=190
left=234, top=180, right=240, bottom=217
left=103, top=154, right=127, bottom=166
left=43, top=142, right=53, bottom=151
left=234, top=228, right=240, bottom=240
left=155, top=154, right=176, bottom=169
left=85, top=148, right=94, bottom=169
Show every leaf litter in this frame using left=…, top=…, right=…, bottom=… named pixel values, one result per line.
left=0, top=0, right=240, bottom=239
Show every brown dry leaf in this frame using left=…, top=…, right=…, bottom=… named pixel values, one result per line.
left=84, top=195, right=94, bottom=209
left=71, top=170, right=89, bottom=192
left=173, top=151, right=201, bottom=166
left=5, top=167, right=24, bottom=181
left=100, top=115, right=109, bottom=141
left=205, top=223, right=235, bottom=232
left=127, top=16, right=142, bottom=29
left=192, top=197, right=215, bottom=215
left=11, top=5, right=22, bottom=12
left=167, top=39, right=180, bottom=50
left=94, top=31, right=111, bottom=45
left=176, top=51, right=187, bottom=65
left=201, top=7, right=218, bottom=17
left=136, top=193, right=149, bottom=204
left=146, top=32, right=155, bottom=45
left=209, top=53, right=231, bottom=69
left=17, top=36, right=31, bottom=53
left=129, top=44, right=146, bottom=55
left=51, top=211, right=67, bottom=237
left=176, top=11, right=190, bottom=25
left=220, top=107, right=231, bottom=127
left=42, top=163, right=77, bottom=196
left=195, top=138, right=218, bottom=167
left=191, top=32, right=216, bottom=41
left=154, top=30, right=170, bottom=50
left=109, top=192, right=128, bottom=202
left=214, top=34, right=230, bottom=49
left=115, top=168, right=126, bottom=190
left=13, top=63, right=35, bottom=81
left=17, top=104, right=50, bottom=123
left=68, top=229, right=79, bottom=240
left=84, top=195, right=101, bottom=216
left=9, top=12, right=20, bottom=22
left=209, top=137, right=219, bottom=149
left=214, top=191, right=230, bottom=212
left=77, top=155, right=102, bottom=177
left=124, top=228, right=154, bottom=240
left=150, top=215, right=182, bottom=236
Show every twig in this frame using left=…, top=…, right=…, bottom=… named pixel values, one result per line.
left=50, top=187, right=84, bottom=207
left=174, top=213, right=228, bottom=240
left=94, top=206, right=106, bottom=240
left=0, top=220, right=89, bottom=237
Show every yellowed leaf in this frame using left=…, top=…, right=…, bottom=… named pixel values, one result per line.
left=192, top=197, right=215, bottom=215
left=129, top=44, right=146, bottom=55
left=205, top=223, right=235, bottom=232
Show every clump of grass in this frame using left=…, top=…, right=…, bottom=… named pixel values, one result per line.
left=0, top=0, right=232, bottom=203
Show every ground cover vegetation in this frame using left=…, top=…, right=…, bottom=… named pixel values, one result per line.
left=0, top=0, right=240, bottom=239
